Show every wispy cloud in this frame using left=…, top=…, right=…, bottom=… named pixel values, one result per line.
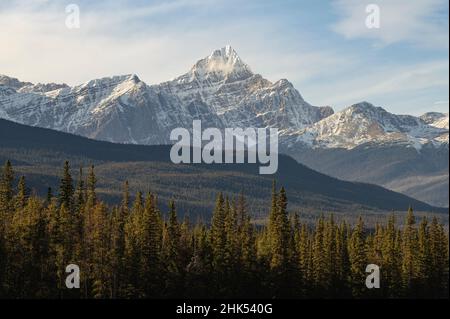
left=0, top=1, right=226, bottom=84
left=0, top=0, right=344, bottom=85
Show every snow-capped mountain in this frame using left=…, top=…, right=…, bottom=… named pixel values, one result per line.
left=288, top=102, right=448, bottom=150
left=420, top=112, right=449, bottom=144
left=0, top=46, right=332, bottom=145
left=0, top=46, right=448, bottom=207
left=282, top=103, right=449, bottom=208
left=420, top=112, right=449, bottom=128
left=2, top=47, right=445, bottom=150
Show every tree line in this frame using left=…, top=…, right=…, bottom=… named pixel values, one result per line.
left=0, top=160, right=448, bottom=299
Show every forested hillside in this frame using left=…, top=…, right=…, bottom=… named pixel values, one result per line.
left=1, top=119, right=447, bottom=225
left=0, top=161, right=448, bottom=298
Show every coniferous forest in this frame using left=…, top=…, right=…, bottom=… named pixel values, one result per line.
left=0, top=160, right=448, bottom=299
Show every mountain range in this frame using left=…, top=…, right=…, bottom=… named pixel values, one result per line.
left=0, top=46, right=448, bottom=206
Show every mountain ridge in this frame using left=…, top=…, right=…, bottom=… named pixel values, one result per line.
left=0, top=46, right=334, bottom=145
left=1, top=46, right=448, bottom=207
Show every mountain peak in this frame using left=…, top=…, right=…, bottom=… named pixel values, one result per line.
left=208, top=45, right=238, bottom=60
left=0, top=74, right=33, bottom=90
left=420, top=112, right=447, bottom=125
left=349, top=101, right=378, bottom=111
left=191, top=46, right=253, bottom=80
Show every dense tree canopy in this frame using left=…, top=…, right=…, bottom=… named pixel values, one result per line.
left=0, top=161, right=448, bottom=299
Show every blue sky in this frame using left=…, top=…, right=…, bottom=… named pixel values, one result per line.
left=0, top=0, right=448, bottom=115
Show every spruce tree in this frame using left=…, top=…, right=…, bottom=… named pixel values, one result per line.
left=58, top=161, right=74, bottom=211
left=46, top=187, right=53, bottom=203
left=89, top=203, right=110, bottom=298
left=335, top=221, right=350, bottom=295
left=15, top=176, right=28, bottom=210
left=124, top=191, right=143, bottom=296
left=268, top=186, right=289, bottom=270
left=111, top=181, right=130, bottom=297
left=348, top=216, right=367, bottom=297
left=161, top=200, right=183, bottom=297
left=0, top=160, right=14, bottom=216
left=75, top=167, right=85, bottom=212
left=401, top=207, right=418, bottom=294
left=323, top=215, right=336, bottom=294
left=224, top=197, right=238, bottom=277
left=312, top=216, right=326, bottom=291
left=382, top=214, right=402, bottom=297
left=86, top=165, right=97, bottom=207
left=210, top=193, right=226, bottom=273
left=429, top=217, right=449, bottom=297
left=166, top=200, right=181, bottom=270
left=298, top=222, right=310, bottom=288
left=140, top=193, right=163, bottom=297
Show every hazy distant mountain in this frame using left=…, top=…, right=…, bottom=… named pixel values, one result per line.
left=0, top=46, right=448, bottom=206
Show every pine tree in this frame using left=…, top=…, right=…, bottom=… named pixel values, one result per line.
left=166, top=200, right=181, bottom=265
left=224, top=197, right=238, bottom=276
left=58, top=161, right=74, bottom=211
left=186, top=223, right=212, bottom=298
left=89, top=203, right=111, bottom=298
left=124, top=191, right=144, bottom=297
left=49, top=202, right=78, bottom=297
left=382, top=214, right=402, bottom=297
left=8, top=197, right=48, bottom=297
left=348, top=216, right=367, bottom=297
left=86, top=165, right=97, bottom=207
left=401, top=207, right=418, bottom=294
left=46, top=187, right=53, bottom=203
left=312, top=216, right=326, bottom=291
left=162, top=199, right=182, bottom=296
left=323, top=214, right=337, bottom=294
left=236, top=192, right=255, bottom=272
left=239, top=209, right=256, bottom=273
left=416, top=217, right=431, bottom=295
left=298, top=222, right=310, bottom=288
left=369, top=223, right=384, bottom=266
left=335, top=221, right=350, bottom=295
left=429, top=217, right=449, bottom=297
left=14, top=176, right=28, bottom=210
left=75, top=167, right=85, bottom=212
left=268, top=186, right=289, bottom=270
left=110, top=181, right=130, bottom=297
left=210, top=193, right=227, bottom=273
left=140, top=193, right=163, bottom=297
left=121, top=181, right=130, bottom=214
left=0, top=160, right=14, bottom=216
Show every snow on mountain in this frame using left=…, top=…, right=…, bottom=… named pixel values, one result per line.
left=156, top=46, right=332, bottom=133
left=0, top=46, right=332, bottom=144
left=428, top=113, right=449, bottom=129
left=291, top=102, right=449, bottom=150
left=426, top=113, right=449, bottom=144
left=0, top=46, right=447, bottom=150
left=420, top=112, right=447, bottom=126
left=1, top=47, right=448, bottom=207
